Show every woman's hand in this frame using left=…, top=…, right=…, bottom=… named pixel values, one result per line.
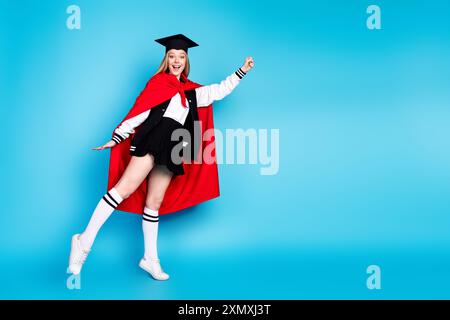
left=92, top=140, right=117, bottom=151
left=241, top=56, right=255, bottom=73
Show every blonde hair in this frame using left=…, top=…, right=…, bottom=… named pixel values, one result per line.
left=155, top=51, right=190, bottom=78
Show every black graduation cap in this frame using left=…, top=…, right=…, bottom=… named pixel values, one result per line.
left=154, top=34, right=199, bottom=53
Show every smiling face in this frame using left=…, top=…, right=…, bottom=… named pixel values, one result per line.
left=167, top=49, right=187, bottom=79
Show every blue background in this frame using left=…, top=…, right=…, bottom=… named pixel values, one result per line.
left=1, top=0, right=450, bottom=299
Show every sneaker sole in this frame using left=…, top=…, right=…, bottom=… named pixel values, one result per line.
left=139, top=260, right=170, bottom=281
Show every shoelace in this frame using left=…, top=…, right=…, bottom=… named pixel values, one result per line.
left=75, top=250, right=88, bottom=265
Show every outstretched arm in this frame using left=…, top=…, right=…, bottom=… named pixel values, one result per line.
left=92, top=109, right=150, bottom=150
left=195, top=57, right=255, bottom=107
left=111, top=110, right=150, bottom=144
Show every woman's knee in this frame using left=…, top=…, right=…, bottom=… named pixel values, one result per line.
left=145, top=194, right=164, bottom=210
left=114, top=155, right=155, bottom=199
left=114, top=181, right=139, bottom=200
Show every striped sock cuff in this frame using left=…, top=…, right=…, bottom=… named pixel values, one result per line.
left=235, top=67, right=247, bottom=79
left=143, top=207, right=159, bottom=222
left=102, top=188, right=123, bottom=209
left=112, top=132, right=126, bottom=144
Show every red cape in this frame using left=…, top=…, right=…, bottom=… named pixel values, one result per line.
left=107, top=72, right=220, bottom=215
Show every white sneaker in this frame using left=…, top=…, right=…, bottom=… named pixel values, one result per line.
left=139, top=257, right=170, bottom=281
left=68, top=234, right=90, bottom=275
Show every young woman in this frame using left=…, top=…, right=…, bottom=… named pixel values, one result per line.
left=68, top=34, right=254, bottom=281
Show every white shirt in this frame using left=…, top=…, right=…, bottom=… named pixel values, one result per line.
left=112, top=69, right=246, bottom=143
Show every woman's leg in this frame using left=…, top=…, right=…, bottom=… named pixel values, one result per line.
left=79, top=154, right=156, bottom=250
left=140, top=165, right=173, bottom=280
left=69, top=155, right=155, bottom=275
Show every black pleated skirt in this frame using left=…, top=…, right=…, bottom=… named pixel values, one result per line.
left=130, top=116, right=187, bottom=176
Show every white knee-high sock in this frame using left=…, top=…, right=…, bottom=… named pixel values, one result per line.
left=142, top=207, right=160, bottom=261
left=79, top=188, right=123, bottom=251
